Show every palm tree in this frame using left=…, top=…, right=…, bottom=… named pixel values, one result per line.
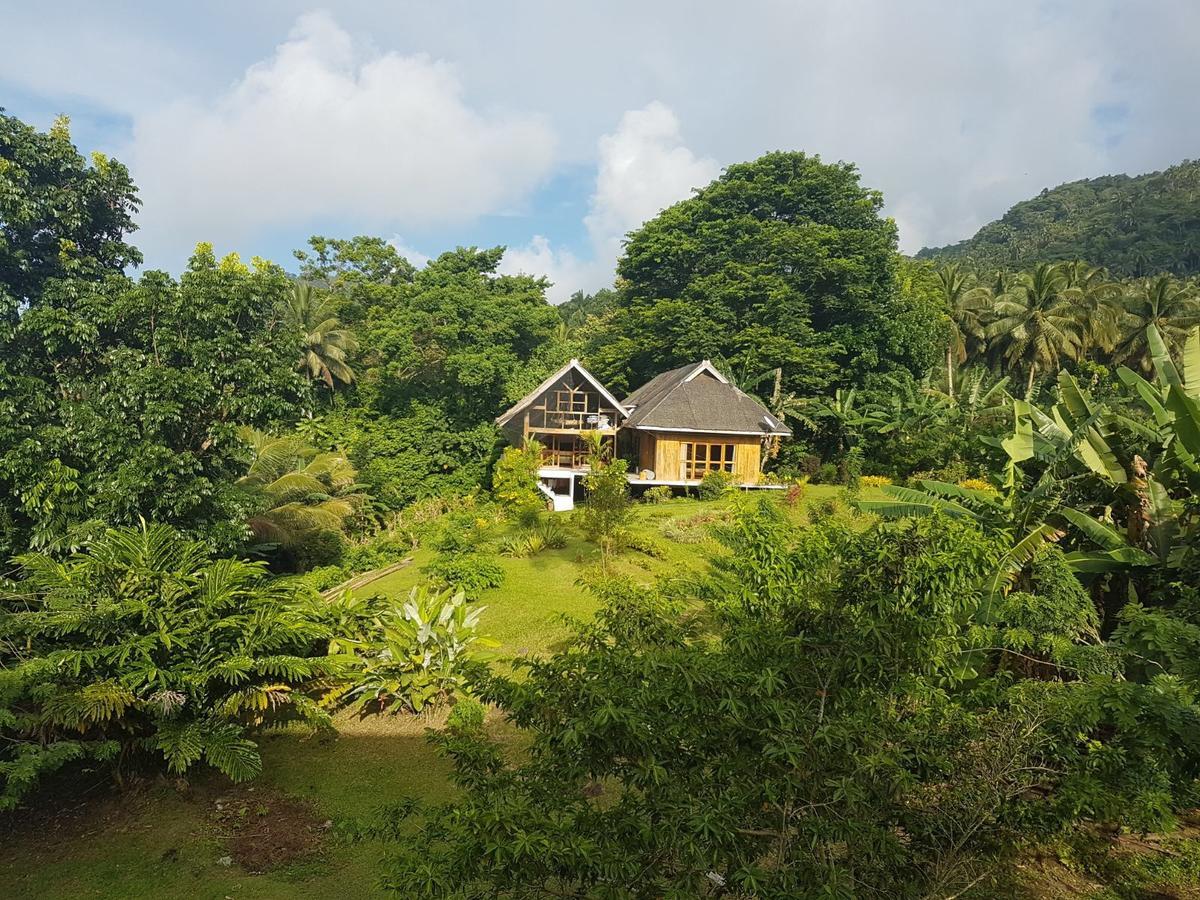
left=937, top=263, right=991, bottom=394
left=1058, top=261, right=1121, bottom=354
left=237, top=427, right=364, bottom=551
left=985, top=263, right=1087, bottom=395
left=1110, top=276, right=1200, bottom=373
left=286, top=283, right=359, bottom=387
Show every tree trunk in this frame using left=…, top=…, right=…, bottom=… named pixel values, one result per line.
left=1026, top=363, right=1037, bottom=397
left=947, top=345, right=955, bottom=396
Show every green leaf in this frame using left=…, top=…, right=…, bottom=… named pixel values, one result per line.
left=1002, top=400, right=1034, bottom=463
left=1060, top=507, right=1126, bottom=551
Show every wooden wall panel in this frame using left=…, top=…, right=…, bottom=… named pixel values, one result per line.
left=636, top=431, right=764, bottom=483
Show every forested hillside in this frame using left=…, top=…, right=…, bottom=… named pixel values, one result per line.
left=918, top=160, right=1200, bottom=276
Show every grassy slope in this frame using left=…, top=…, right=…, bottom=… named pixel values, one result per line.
left=4, top=489, right=841, bottom=899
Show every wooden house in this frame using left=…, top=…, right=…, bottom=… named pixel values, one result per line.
left=496, top=359, right=790, bottom=509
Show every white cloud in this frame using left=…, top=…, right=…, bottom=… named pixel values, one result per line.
left=387, top=237, right=430, bottom=269
left=126, top=11, right=557, bottom=267
left=501, top=101, right=719, bottom=301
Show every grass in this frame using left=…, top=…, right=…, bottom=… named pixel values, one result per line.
left=0, top=484, right=855, bottom=899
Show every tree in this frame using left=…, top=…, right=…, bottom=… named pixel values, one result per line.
left=0, top=111, right=141, bottom=309
left=578, top=433, right=631, bottom=564
left=1111, top=275, right=1200, bottom=372
left=0, top=241, right=309, bottom=559
left=590, top=151, right=942, bottom=397
left=287, top=282, right=359, bottom=387
left=936, top=263, right=991, bottom=393
left=985, top=262, right=1088, bottom=393
left=236, top=427, right=364, bottom=562
left=0, top=522, right=338, bottom=808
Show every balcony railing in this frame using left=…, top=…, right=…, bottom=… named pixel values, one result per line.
left=540, top=447, right=591, bottom=470
left=526, top=407, right=619, bottom=432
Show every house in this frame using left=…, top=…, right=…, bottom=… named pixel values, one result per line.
left=497, top=359, right=791, bottom=510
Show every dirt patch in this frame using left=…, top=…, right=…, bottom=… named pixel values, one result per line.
left=208, top=786, right=328, bottom=873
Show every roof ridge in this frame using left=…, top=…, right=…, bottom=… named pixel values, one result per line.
left=629, top=361, right=705, bottom=424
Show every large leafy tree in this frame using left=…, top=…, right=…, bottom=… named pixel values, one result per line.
left=307, top=245, right=561, bottom=509
left=380, top=505, right=1197, bottom=897
left=589, top=151, right=942, bottom=396
left=0, top=111, right=140, bottom=309
left=1, top=242, right=309, bottom=557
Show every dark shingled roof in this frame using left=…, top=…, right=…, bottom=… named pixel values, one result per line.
left=622, top=362, right=792, bottom=436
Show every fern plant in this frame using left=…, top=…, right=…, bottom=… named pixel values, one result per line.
left=0, top=522, right=343, bottom=808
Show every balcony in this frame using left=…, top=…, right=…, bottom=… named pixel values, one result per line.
left=525, top=407, right=619, bottom=433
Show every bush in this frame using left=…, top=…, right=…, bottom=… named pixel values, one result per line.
left=301, top=564, right=352, bottom=592
left=492, top=442, right=545, bottom=520
left=623, top=532, right=666, bottom=559
left=697, top=471, right=733, bottom=500
left=784, top=477, right=809, bottom=508
left=642, top=485, right=674, bottom=504
left=0, top=523, right=338, bottom=808
left=499, top=518, right=570, bottom=559
left=424, top=553, right=505, bottom=598
left=326, top=587, right=493, bottom=715
left=446, top=696, right=487, bottom=733
left=342, top=532, right=412, bottom=573
left=860, top=474, right=892, bottom=488
left=815, top=462, right=840, bottom=484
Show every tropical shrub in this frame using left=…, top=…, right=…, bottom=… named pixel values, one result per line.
left=641, top=485, right=673, bottom=504
left=782, top=475, right=811, bottom=511
left=236, top=427, right=366, bottom=567
left=860, top=474, right=892, bottom=488
left=815, top=462, right=839, bottom=484
left=445, top=697, right=486, bottom=734
left=491, top=442, right=545, bottom=520
left=0, top=523, right=338, bottom=808
left=423, top=554, right=504, bottom=598
left=697, top=471, right=733, bottom=500
left=378, top=502, right=1200, bottom=896
left=326, top=587, right=492, bottom=715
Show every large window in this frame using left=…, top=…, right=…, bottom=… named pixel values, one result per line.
left=685, top=442, right=735, bottom=479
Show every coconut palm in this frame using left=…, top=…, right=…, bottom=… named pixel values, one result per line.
left=985, top=263, right=1088, bottom=395
left=1058, top=261, right=1122, bottom=353
left=286, top=283, right=359, bottom=387
left=237, top=427, right=364, bottom=550
left=937, top=263, right=992, bottom=394
left=1110, top=276, right=1200, bottom=373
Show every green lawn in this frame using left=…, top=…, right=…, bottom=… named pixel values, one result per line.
left=0, top=486, right=851, bottom=899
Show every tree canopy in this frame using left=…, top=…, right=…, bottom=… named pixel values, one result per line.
left=588, top=151, right=944, bottom=395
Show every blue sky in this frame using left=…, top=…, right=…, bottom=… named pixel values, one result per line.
left=4, top=1, right=1198, bottom=300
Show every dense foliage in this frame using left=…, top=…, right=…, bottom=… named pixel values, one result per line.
left=0, top=523, right=337, bottom=809
left=918, top=160, right=1200, bottom=277
left=379, top=500, right=1200, bottom=897
left=588, top=151, right=946, bottom=396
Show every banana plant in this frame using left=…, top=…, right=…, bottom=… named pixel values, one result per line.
left=858, top=399, right=1064, bottom=613
left=1060, top=324, right=1200, bottom=575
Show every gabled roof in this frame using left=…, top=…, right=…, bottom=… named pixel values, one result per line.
left=622, top=360, right=792, bottom=436
left=495, top=359, right=629, bottom=426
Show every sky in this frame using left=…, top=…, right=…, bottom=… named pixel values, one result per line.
left=3, top=1, right=1199, bottom=301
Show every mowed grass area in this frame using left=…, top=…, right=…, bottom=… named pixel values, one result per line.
left=1, top=486, right=854, bottom=900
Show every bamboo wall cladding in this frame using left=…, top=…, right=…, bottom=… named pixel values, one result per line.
left=640, top=432, right=762, bottom=482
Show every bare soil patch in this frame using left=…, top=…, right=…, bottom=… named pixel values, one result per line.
left=207, top=786, right=328, bottom=873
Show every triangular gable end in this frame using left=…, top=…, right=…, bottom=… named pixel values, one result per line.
left=495, top=359, right=628, bottom=426
left=682, top=359, right=728, bottom=384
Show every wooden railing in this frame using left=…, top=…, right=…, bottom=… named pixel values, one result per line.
left=526, top=407, right=619, bottom=432
left=540, top=447, right=590, bottom=469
